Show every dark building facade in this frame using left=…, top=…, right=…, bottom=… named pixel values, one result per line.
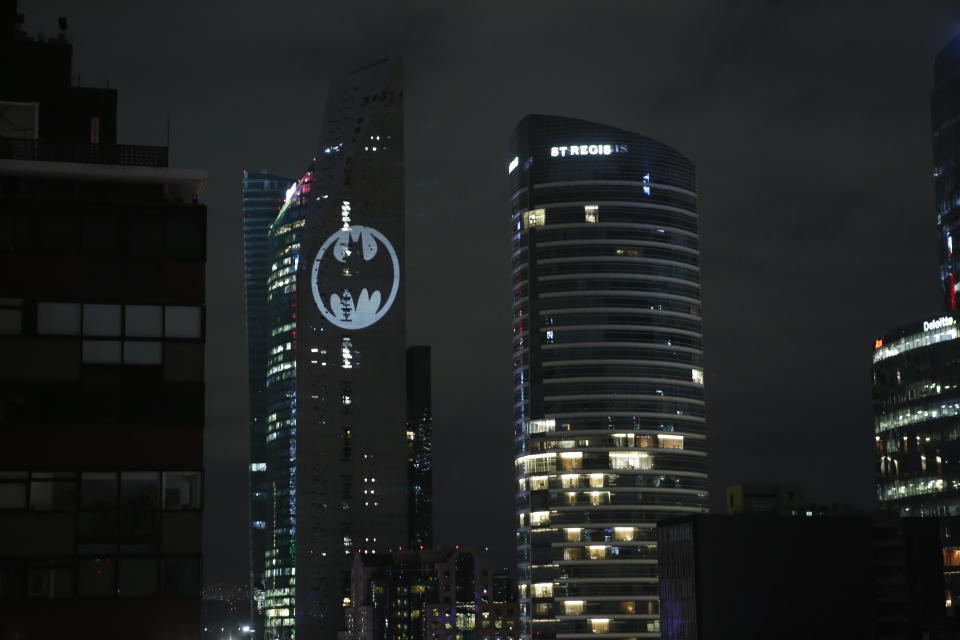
left=256, top=58, right=432, bottom=640
left=657, top=514, right=948, bottom=640
left=343, top=547, right=518, bottom=640
left=241, top=170, right=294, bottom=627
left=873, top=313, right=960, bottom=610
left=934, top=34, right=960, bottom=311
left=509, top=115, right=708, bottom=640
left=0, top=4, right=205, bottom=638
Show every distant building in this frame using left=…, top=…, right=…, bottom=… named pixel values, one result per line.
left=241, top=170, right=294, bottom=629
left=343, top=547, right=519, bottom=640
left=0, top=4, right=205, bottom=638
left=933, top=33, right=960, bottom=310
left=657, top=514, right=950, bottom=640
left=509, top=114, right=708, bottom=640
left=724, top=483, right=806, bottom=515
left=256, top=58, right=432, bottom=640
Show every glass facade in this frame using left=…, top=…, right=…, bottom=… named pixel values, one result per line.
left=509, top=115, right=708, bottom=640
left=262, top=171, right=312, bottom=639
left=242, top=170, right=294, bottom=625
left=934, top=34, right=960, bottom=310
left=873, top=313, right=960, bottom=609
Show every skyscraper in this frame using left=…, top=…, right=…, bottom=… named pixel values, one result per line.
left=242, top=170, right=294, bottom=627
left=257, top=58, right=430, bottom=640
left=0, top=4, right=205, bottom=637
left=509, top=115, right=708, bottom=640
left=933, top=34, right=960, bottom=311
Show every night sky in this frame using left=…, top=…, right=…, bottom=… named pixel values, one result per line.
left=21, top=1, right=960, bottom=584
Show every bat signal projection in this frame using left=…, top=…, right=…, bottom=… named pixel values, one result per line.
left=311, top=225, right=399, bottom=330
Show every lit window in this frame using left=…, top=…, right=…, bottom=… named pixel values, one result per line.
left=584, top=205, right=599, bottom=223
left=530, top=511, right=550, bottom=527
left=529, top=476, right=549, bottom=491
left=613, top=527, right=634, bottom=541
left=609, top=452, right=651, bottom=470
left=691, top=368, right=704, bottom=384
left=523, top=209, right=546, bottom=228
left=658, top=434, right=683, bottom=449
left=589, top=474, right=604, bottom=488
left=526, top=419, right=556, bottom=434
left=590, top=618, right=610, bottom=633
left=532, top=583, right=553, bottom=598
left=565, top=528, right=581, bottom=542
left=587, top=546, right=606, bottom=560
left=563, top=547, right=582, bottom=560
left=560, top=474, right=579, bottom=488
left=564, top=601, right=584, bottom=615
left=559, top=452, right=582, bottom=471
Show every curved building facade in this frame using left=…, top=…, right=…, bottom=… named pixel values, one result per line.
left=509, top=115, right=708, bottom=640
left=934, top=34, right=960, bottom=310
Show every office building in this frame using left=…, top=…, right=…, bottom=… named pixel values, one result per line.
left=509, top=115, right=708, bottom=640
left=258, top=58, right=431, bottom=640
left=343, top=547, right=518, bottom=640
left=657, top=513, right=948, bottom=639
left=0, top=4, right=205, bottom=638
left=933, top=34, right=960, bottom=310
left=242, top=170, right=294, bottom=626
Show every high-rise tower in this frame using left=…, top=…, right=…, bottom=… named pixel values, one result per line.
left=258, top=58, right=430, bottom=640
left=509, top=115, right=708, bottom=640
left=242, top=170, right=294, bottom=627
left=934, top=34, right=960, bottom=310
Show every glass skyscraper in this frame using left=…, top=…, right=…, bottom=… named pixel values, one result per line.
left=247, top=59, right=431, bottom=640
left=242, top=170, right=294, bottom=625
left=934, top=34, right=960, bottom=310
left=509, top=115, right=709, bottom=640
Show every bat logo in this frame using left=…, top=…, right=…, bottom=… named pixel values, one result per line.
left=310, top=225, right=399, bottom=330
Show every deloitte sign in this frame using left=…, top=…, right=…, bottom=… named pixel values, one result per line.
left=923, top=316, right=956, bottom=332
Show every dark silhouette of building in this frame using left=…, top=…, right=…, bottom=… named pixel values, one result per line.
left=343, top=547, right=518, bottom=640
left=0, top=3, right=205, bottom=638
left=508, top=114, right=708, bottom=640
left=241, top=170, right=294, bottom=630
left=657, top=513, right=950, bottom=640
left=254, top=58, right=432, bottom=640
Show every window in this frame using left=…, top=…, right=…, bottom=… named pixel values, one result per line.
left=83, top=304, right=121, bottom=336
left=613, top=527, right=634, bottom=542
left=164, top=306, right=201, bottom=339
left=565, top=528, right=581, bottom=542
left=81, top=473, right=117, bottom=509
left=529, top=511, right=550, bottom=527
left=37, top=302, right=81, bottom=335
left=609, top=452, right=651, bottom=470
left=589, top=619, right=610, bottom=633
left=532, top=583, right=553, bottom=598
left=563, top=547, right=582, bottom=560
left=78, top=557, right=115, bottom=597
left=564, top=600, right=584, bottom=615
left=529, top=476, right=548, bottom=491
left=691, top=368, right=704, bottom=384
left=560, top=474, right=579, bottom=488
left=0, top=481, right=27, bottom=509
left=29, top=474, right=77, bottom=510
left=0, top=299, right=22, bottom=335
left=27, top=566, right=73, bottom=598
left=584, top=205, right=599, bottom=223
left=162, top=472, right=201, bottom=510
left=125, top=305, right=162, bottom=337
left=658, top=434, right=683, bottom=449
left=121, top=472, right=160, bottom=509
left=588, top=546, right=606, bottom=560
left=589, top=474, right=604, bottom=488
left=123, top=341, right=162, bottom=365
left=559, top=452, right=582, bottom=471
left=118, top=557, right=157, bottom=597
left=82, top=340, right=121, bottom=364
left=523, top=209, right=546, bottom=228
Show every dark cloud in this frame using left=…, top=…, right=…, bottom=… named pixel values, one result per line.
left=20, top=0, right=960, bottom=582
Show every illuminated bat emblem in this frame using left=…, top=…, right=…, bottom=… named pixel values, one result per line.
left=310, top=225, right=399, bottom=329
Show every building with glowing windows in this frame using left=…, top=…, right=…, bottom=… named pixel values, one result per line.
left=934, top=34, right=960, bottom=310
left=242, top=170, right=295, bottom=627
left=509, top=115, right=709, bottom=640
left=252, top=58, right=432, bottom=640
left=872, top=313, right=960, bottom=608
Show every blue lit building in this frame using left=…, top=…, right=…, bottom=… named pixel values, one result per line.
left=242, top=170, right=294, bottom=626
left=509, top=115, right=709, bottom=640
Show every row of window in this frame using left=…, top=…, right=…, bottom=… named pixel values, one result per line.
left=0, top=471, right=201, bottom=511
left=0, top=556, right=200, bottom=599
